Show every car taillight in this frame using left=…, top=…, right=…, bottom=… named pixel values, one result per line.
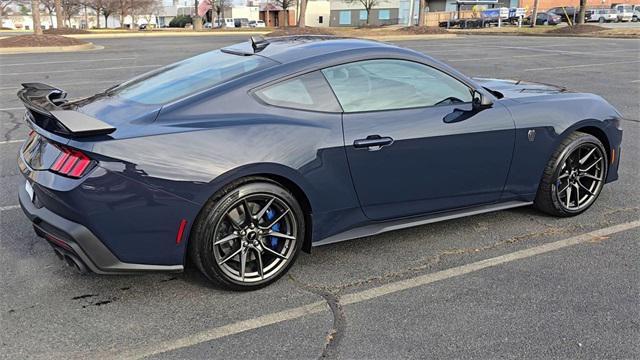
left=50, top=146, right=93, bottom=178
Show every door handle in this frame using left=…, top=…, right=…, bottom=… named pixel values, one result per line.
left=353, top=135, right=394, bottom=151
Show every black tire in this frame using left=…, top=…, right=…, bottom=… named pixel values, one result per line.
left=189, top=177, right=305, bottom=291
left=534, top=132, right=608, bottom=217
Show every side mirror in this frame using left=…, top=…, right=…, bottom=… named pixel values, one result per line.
left=472, top=90, right=493, bottom=110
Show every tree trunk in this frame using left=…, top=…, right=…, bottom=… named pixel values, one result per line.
left=530, top=0, right=539, bottom=27
left=284, top=9, right=289, bottom=27
left=366, top=8, right=370, bottom=25
left=578, top=0, right=586, bottom=24
left=32, top=0, right=43, bottom=34
left=96, top=8, right=101, bottom=28
left=297, top=0, right=306, bottom=27
left=54, top=0, right=63, bottom=28
left=418, top=0, right=427, bottom=26
left=104, top=13, right=108, bottom=27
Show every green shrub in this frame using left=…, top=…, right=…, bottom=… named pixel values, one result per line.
left=169, top=15, right=193, bottom=28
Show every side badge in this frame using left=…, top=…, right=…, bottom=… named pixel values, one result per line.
left=528, top=129, right=536, bottom=142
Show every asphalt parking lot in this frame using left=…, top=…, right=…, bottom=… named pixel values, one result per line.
left=1, top=35, right=639, bottom=359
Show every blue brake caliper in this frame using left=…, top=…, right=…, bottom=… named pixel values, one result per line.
left=265, top=208, right=280, bottom=250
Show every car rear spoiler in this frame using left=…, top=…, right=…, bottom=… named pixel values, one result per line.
left=17, top=83, right=116, bottom=137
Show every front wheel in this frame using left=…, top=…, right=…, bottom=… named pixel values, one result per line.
left=534, top=132, right=608, bottom=217
left=189, top=179, right=305, bottom=290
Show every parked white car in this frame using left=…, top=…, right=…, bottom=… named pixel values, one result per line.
left=633, top=6, right=640, bottom=21
left=249, top=20, right=266, bottom=28
left=214, top=18, right=235, bottom=28
left=612, top=4, right=634, bottom=22
left=585, top=8, right=618, bottom=23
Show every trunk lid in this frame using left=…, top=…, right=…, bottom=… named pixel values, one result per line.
left=18, top=83, right=160, bottom=172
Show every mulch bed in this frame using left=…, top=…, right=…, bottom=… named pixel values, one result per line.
left=547, top=24, right=606, bottom=34
left=44, top=28, right=91, bottom=35
left=267, top=26, right=335, bottom=37
left=0, top=34, right=88, bottom=48
left=398, top=26, right=449, bottom=35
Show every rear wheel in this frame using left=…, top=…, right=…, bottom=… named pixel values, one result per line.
left=534, top=132, right=607, bottom=217
left=190, top=178, right=305, bottom=290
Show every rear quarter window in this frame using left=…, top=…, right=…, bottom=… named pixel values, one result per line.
left=254, top=71, right=342, bottom=113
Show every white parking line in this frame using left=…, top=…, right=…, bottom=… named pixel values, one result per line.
left=525, top=60, right=640, bottom=71
left=0, top=107, right=24, bottom=112
left=0, top=57, right=137, bottom=67
left=0, top=139, right=23, bottom=145
left=447, top=53, right=550, bottom=62
left=1, top=64, right=161, bottom=76
left=113, top=219, right=640, bottom=360
left=0, top=205, right=20, bottom=211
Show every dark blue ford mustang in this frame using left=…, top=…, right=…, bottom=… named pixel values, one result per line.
left=18, top=36, right=622, bottom=290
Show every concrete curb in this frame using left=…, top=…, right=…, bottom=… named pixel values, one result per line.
left=0, top=42, right=102, bottom=54
left=62, top=31, right=456, bottom=41
left=364, top=34, right=458, bottom=41
left=65, top=31, right=270, bottom=39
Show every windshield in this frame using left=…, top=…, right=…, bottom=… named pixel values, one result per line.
left=109, top=50, right=276, bottom=105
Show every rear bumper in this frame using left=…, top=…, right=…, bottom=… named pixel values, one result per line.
left=19, top=184, right=183, bottom=274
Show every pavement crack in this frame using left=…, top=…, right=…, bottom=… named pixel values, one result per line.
left=289, top=275, right=346, bottom=359
left=2, top=110, right=20, bottom=141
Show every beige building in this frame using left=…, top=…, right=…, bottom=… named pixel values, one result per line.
left=305, top=0, right=331, bottom=26
left=329, top=0, right=402, bottom=26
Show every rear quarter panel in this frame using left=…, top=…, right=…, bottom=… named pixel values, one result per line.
left=90, top=85, right=361, bottom=243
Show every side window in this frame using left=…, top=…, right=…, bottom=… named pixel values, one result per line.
left=321, top=59, right=473, bottom=113
left=254, top=71, right=342, bottom=112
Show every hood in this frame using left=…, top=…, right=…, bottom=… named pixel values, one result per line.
left=473, top=77, right=568, bottom=99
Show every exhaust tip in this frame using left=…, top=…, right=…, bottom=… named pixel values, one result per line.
left=64, top=255, right=88, bottom=275
left=53, top=248, right=64, bottom=261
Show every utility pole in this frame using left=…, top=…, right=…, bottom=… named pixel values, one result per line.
left=530, top=0, right=539, bottom=27
left=408, top=0, right=415, bottom=26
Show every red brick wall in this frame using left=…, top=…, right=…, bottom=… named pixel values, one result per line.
left=518, top=0, right=640, bottom=11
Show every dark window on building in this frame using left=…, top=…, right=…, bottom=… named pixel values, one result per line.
left=319, top=16, right=323, bottom=23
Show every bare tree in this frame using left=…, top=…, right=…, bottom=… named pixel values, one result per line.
left=272, top=0, right=294, bottom=26
left=1, top=0, right=15, bottom=17
left=417, top=0, right=426, bottom=26
left=61, top=0, right=80, bottom=26
left=101, top=0, right=117, bottom=26
left=577, top=0, right=586, bottom=24
left=297, top=0, right=306, bottom=27
left=54, top=0, right=63, bottom=27
left=41, top=0, right=55, bottom=26
left=83, top=0, right=104, bottom=27
left=138, top=0, right=160, bottom=25
left=344, top=0, right=383, bottom=25
left=530, top=0, right=539, bottom=27
left=31, top=0, right=43, bottom=34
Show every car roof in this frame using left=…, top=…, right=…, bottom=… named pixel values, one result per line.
left=221, top=36, right=399, bottom=64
